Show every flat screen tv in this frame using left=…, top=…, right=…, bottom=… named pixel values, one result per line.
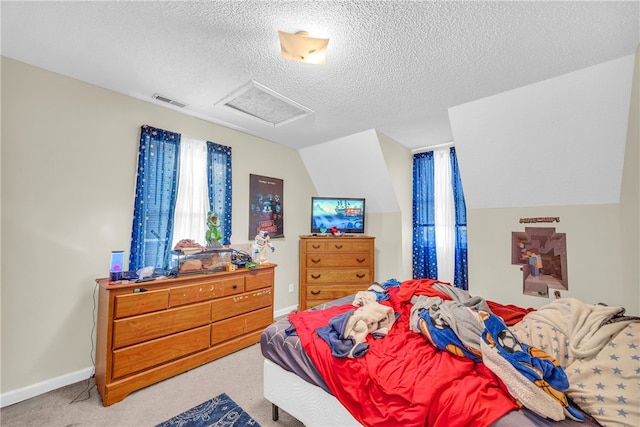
left=311, top=196, right=366, bottom=234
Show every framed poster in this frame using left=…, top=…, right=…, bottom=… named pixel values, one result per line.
left=249, top=174, right=284, bottom=239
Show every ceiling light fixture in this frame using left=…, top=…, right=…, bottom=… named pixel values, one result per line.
left=278, top=30, right=329, bottom=65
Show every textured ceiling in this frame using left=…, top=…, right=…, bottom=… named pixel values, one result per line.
left=2, top=1, right=639, bottom=150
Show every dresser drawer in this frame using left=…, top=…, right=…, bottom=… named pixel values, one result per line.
left=305, top=240, right=328, bottom=252
left=305, top=240, right=369, bottom=252
left=114, top=289, right=169, bottom=319
left=306, top=268, right=371, bottom=284
left=306, top=253, right=370, bottom=267
left=218, top=277, right=245, bottom=296
left=211, top=288, right=272, bottom=322
left=324, top=240, right=366, bottom=252
left=245, top=268, right=274, bottom=291
left=211, top=307, right=273, bottom=345
left=112, top=326, right=210, bottom=379
left=112, top=302, right=210, bottom=349
left=306, top=284, right=367, bottom=301
left=169, top=283, right=216, bottom=307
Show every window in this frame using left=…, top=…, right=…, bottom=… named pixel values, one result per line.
left=129, top=125, right=232, bottom=271
left=412, top=146, right=467, bottom=289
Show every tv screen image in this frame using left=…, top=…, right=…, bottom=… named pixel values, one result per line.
left=311, top=197, right=365, bottom=234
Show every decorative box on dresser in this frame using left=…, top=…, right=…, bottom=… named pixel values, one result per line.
left=95, top=264, right=276, bottom=406
left=299, top=235, right=375, bottom=310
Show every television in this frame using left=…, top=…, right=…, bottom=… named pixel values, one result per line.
left=311, top=196, right=366, bottom=234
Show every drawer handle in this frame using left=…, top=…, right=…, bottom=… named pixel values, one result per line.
left=312, top=244, right=321, bottom=249
left=232, top=284, right=238, bottom=289
left=311, top=274, right=321, bottom=279
left=311, top=258, right=321, bottom=263
left=334, top=244, right=343, bottom=249
left=311, top=290, right=321, bottom=295
left=356, top=273, right=365, bottom=279
left=356, top=258, right=365, bottom=263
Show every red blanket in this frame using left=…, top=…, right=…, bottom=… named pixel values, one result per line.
left=289, top=284, right=519, bottom=427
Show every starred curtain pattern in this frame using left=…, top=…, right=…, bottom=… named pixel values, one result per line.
left=207, top=141, right=232, bottom=245
left=129, top=125, right=180, bottom=271
left=413, top=148, right=468, bottom=289
left=412, top=151, right=438, bottom=280
left=450, top=147, right=468, bottom=289
left=129, top=125, right=232, bottom=271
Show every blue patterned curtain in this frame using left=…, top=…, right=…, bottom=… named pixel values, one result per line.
left=207, top=142, right=233, bottom=245
left=129, top=125, right=181, bottom=271
left=412, top=151, right=438, bottom=279
left=450, top=147, right=468, bottom=290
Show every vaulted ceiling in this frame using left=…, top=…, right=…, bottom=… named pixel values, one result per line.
left=3, top=1, right=638, bottom=151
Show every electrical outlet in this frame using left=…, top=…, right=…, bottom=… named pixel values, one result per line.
left=288, top=283, right=294, bottom=293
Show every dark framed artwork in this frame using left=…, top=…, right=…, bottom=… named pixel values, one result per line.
left=511, top=227, right=568, bottom=298
left=249, top=174, right=284, bottom=239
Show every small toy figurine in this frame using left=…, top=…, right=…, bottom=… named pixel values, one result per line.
left=253, top=230, right=275, bottom=264
left=205, top=211, right=222, bottom=247
left=331, top=226, right=341, bottom=236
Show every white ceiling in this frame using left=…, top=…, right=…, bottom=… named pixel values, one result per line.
left=2, top=1, right=638, bottom=151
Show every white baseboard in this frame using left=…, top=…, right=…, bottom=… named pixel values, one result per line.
left=0, top=367, right=94, bottom=408
left=2, top=306, right=298, bottom=408
left=274, top=304, right=298, bottom=318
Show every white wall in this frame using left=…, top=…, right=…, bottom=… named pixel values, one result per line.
left=299, top=129, right=400, bottom=214
left=450, top=54, right=635, bottom=209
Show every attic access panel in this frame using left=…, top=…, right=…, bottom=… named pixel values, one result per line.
left=215, top=80, right=314, bottom=127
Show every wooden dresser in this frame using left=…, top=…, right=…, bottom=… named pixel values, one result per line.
left=95, top=264, right=276, bottom=406
left=299, top=235, right=375, bottom=310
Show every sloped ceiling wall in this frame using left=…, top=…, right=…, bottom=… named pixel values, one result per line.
left=450, top=54, right=635, bottom=209
left=300, top=55, right=635, bottom=213
left=299, top=129, right=400, bottom=214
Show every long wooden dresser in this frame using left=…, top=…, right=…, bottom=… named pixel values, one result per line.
left=95, top=264, right=276, bottom=406
left=299, top=235, right=375, bottom=310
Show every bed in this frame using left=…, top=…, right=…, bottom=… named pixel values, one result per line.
left=261, top=279, right=639, bottom=427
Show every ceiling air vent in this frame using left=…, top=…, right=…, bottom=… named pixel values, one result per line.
left=152, top=93, right=186, bottom=108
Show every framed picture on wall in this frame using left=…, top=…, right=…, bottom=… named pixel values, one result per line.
left=249, top=174, right=284, bottom=239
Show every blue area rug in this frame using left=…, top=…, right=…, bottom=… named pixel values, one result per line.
left=155, top=393, right=261, bottom=427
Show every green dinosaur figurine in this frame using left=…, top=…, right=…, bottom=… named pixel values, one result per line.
left=205, top=211, right=222, bottom=247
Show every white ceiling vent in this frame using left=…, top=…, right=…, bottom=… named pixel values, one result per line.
left=152, top=93, right=186, bottom=108
left=215, top=80, right=314, bottom=127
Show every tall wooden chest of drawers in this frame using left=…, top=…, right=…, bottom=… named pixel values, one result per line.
left=299, top=236, right=375, bottom=310
left=95, top=264, right=275, bottom=406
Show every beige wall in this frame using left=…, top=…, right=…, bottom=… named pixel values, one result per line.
left=0, top=57, right=321, bottom=395
left=619, top=46, right=640, bottom=311
left=467, top=204, right=632, bottom=311
left=376, top=130, right=414, bottom=281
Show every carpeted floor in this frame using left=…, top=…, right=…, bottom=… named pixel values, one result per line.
left=0, top=343, right=304, bottom=427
